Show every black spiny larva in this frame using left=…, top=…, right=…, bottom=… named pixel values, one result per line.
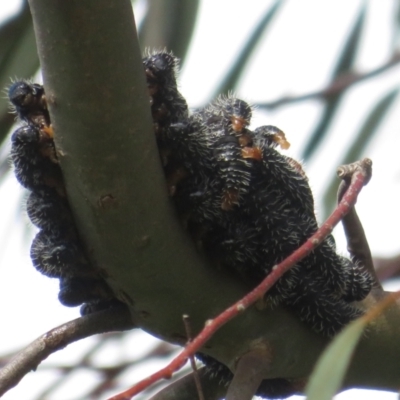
left=58, top=276, right=114, bottom=307
left=165, top=94, right=373, bottom=336
left=142, top=50, right=191, bottom=195
left=165, top=96, right=262, bottom=214
left=8, top=81, right=123, bottom=313
left=11, top=125, right=62, bottom=193
left=8, top=80, right=54, bottom=141
left=195, top=96, right=258, bottom=211
left=30, top=230, right=92, bottom=279
left=26, top=188, right=72, bottom=233
left=142, top=50, right=188, bottom=135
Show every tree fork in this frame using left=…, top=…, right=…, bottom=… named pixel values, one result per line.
left=26, top=0, right=400, bottom=397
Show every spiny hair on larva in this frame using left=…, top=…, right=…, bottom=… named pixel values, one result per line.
left=253, top=125, right=291, bottom=150
left=11, top=127, right=43, bottom=186
left=5, top=78, right=35, bottom=113
left=288, top=293, right=365, bottom=337
left=342, top=258, right=374, bottom=301
left=142, top=48, right=181, bottom=86
left=58, top=276, right=114, bottom=307
left=202, top=94, right=253, bottom=131
left=6, top=79, right=129, bottom=316
left=144, top=49, right=188, bottom=129
left=10, top=124, right=54, bottom=166
left=80, top=298, right=125, bottom=316
left=171, top=101, right=256, bottom=176
left=11, top=124, right=41, bottom=149
left=186, top=145, right=372, bottom=337
left=26, top=188, right=72, bottom=232
left=247, top=144, right=315, bottom=217
left=30, top=230, right=91, bottom=279
left=164, top=118, right=212, bottom=162
left=8, top=79, right=43, bottom=107
left=12, top=155, right=61, bottom=192
left=7, top=80, right=48, bottom=123
left=166, top=121, right=256, bottom=213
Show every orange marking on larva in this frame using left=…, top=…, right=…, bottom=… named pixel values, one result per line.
left=145, top=68, right=156, bottom=80
left=231, top=116, right=246, bottom=132
left=241, top=146, right=262, bottom=161
left=42, top=124, right=54, bottom=139
left=221, top=189, right=239, bottom=210
left=272, top=131, right=290, bottom=150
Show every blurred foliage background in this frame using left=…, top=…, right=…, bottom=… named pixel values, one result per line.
left=0, top=0, right=399, bottom=399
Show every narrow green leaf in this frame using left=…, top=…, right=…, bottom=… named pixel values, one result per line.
left=139, top=0, right=200, bottom=64
left=303, top=96, right=342, bottom=161
left=322, top=88, right=399, bottom=219
left=210, top=0, right=284, bottom=98
left=302, top=3, right=367, bottom=160
left=0, top=113, right=15, bottom=152
left=0, top=2, right=31, bottom=66
left=391, top=0, right=400, bottom=51
left=305, top=318, right=366, bottom=400
left=331, top=3, right=367, bottom=78
left=0, top=153, right=10, bottom=184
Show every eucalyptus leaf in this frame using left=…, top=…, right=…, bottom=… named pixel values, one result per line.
left=302, top=3, right=367, bottom=160
left=322, top=88, right=399, bottom=219
left=305, top=318, right=366, bottom=400
left=0, top=3, right=39, bottom=148
left=210, top=0, right=284, bottom=98
left=139, top=0, right=200, bottom=64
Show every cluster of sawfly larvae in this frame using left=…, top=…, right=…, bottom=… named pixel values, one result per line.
left=143, top=50, right=373, bottom=395
left=147, top=51, right=372, bottom=335
left=8, top=81, right=122, bottom=315
left=9, top=50, right=373, bottom=397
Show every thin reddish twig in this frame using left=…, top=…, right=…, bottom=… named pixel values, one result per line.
left=108, top=159, right=372, bottom=400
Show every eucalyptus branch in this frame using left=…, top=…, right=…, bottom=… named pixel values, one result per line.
left=337, top=167, right=381, bottom=289
left=374, top=254, right=400, bottom=281
left=109, top=159, right=372, bottom=400
left=256, top=52, right=400, bottom=109
left=225, top=350, right=272, bottom=400
left=0, top=305, right=134, bottom=396
left=148, top=369, right=227, bottom=400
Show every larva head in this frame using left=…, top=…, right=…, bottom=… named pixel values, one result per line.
left=8, top=81, right=45, bottom=115
left=219, top=97, right=252, bottom=133
left=143, top=51, right=179, bottom=88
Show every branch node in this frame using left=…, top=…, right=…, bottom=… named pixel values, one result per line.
left=226, top=349, right=272, bottom=400
left=337, top=158, right=381, bottom=288
left=337, top=158, right=372, bottom=184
